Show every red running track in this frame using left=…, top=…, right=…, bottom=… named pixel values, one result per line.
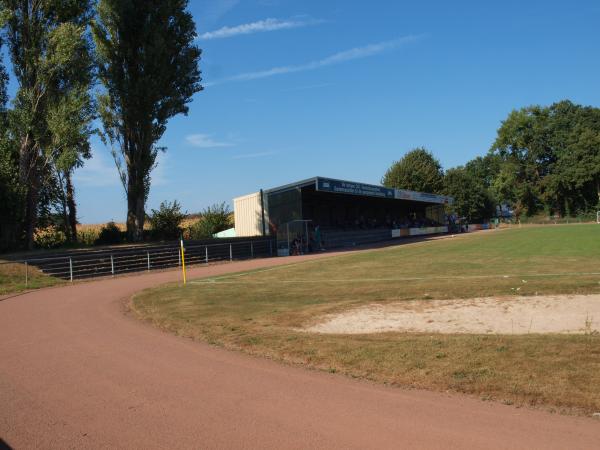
left=1, top=252, right=599, bottom=449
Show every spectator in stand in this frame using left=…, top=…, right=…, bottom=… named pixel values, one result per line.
left=291, top=235, right=303, bottom=255
left=289, top=237, right=297, bottom=255
left=315, top=225, right=323, bottom=251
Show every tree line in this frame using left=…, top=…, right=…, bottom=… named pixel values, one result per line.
left=0, top=0, right=201, bottom=251
left=383, top=100, right=600, bottom=222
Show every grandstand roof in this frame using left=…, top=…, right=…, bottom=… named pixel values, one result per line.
left=264, top=176, right=453, bottom=205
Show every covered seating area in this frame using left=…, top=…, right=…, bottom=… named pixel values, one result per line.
left=234, top=176, right=454, bottom=255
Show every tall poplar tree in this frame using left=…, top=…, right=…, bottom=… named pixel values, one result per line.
left=0, top=34, right=18, bottom=251
left=0, top=0, right=95, bottom=248
left=93, top=0, right=202, bottom=242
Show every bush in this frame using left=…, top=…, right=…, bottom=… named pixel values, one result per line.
left=189, top=202, right=232, bottom=239
left=149, top=200, right=186, bottom=241
left=516, top=212, right=597, bottom=225
left=188, top=219, right=213, bottom=239
left=95, top=221, right=122, bottom=245
left=34, top=226, right=67, bottom=249
left=78, top=228, right=99, bottom=246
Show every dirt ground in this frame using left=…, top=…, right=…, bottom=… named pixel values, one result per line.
left=305, top=294, right=600, bottom=335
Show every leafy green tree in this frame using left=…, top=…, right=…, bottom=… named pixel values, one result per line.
left=491, top=100, right=600, bottom=217
left=189, top=203, right=232, bottom=239
left=444, top=167, right=496, bottom=222
left=0, top=39, right=21, bottom=251
left=46, top=23, right=96, bottom=242
left=0, top=138, right=22, bottom=251
left=0, top=0, right=95, bottom=248
left=48, top=95, right=96, bottom=242
left=382, top=147, right=444, bottom=193
left=549, top=102, right=600, bottom=214
left=464, top=155, right=500, bottom=190
left=149, top=200, right=186, bottom=241
left=93, top=0, right=202, bottom=242
left=490, top=106, right=549, bottom=215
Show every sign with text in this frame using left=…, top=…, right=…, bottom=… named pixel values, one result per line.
left=316, top=178, right=395, bottom=199
left=315, top=177, right=454, bottom=205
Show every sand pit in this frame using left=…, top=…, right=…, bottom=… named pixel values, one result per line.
left=305, top=295, right=600, bottom=335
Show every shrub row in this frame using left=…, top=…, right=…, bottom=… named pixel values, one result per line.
left=31, top=201, right=234, bottom=250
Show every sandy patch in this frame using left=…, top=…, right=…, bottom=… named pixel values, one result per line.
left=305, top=295, right=600, bottom=334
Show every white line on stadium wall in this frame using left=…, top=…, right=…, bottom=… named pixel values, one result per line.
left=192, top=271, right=600, bottom=284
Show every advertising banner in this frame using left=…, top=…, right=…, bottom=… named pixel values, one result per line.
left=394, top=189, right=453, bottom=205
left=392, top=226, right=448, bottom=238
left=315, top=177, right=453, bottom=205
left=316, top=178, right=395, bottom=199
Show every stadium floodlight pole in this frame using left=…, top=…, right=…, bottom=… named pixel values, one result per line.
left=180, top=237, right=187, bottom=285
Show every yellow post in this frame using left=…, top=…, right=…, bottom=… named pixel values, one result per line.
left=180, top=239, right=187, bottom=285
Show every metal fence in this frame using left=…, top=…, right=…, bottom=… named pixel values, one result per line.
left=2, top=239, right=275, bottom=284
left=276, top=220, right=312, bottom=256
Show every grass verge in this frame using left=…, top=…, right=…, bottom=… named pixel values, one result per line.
left=0, top=261, right=63, bottom=296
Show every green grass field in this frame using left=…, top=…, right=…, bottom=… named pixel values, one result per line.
left=0, top=261, right=63, bottom=296
left=132, top=225, right=600, bottom=414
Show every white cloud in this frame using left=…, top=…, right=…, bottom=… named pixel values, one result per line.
left=205, top=34, right=425, bottom=86
left=185, top=133, right=234, bottom=148
left=73, top=148, right=121, bottom=188
left=231, top=151, right=277, bottom=160
left=198, top=17, right=322, bottom=40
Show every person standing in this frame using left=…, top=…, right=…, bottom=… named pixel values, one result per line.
left=315, top=225, right=323, bottom=251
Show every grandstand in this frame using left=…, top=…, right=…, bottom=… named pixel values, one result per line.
left=234, top=177, right=453, bottom=254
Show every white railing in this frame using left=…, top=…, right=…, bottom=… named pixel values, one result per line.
left=1, top=239, right=275, bottom=285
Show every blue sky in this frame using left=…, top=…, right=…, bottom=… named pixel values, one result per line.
left=39, top=0, right=600, bottom=222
